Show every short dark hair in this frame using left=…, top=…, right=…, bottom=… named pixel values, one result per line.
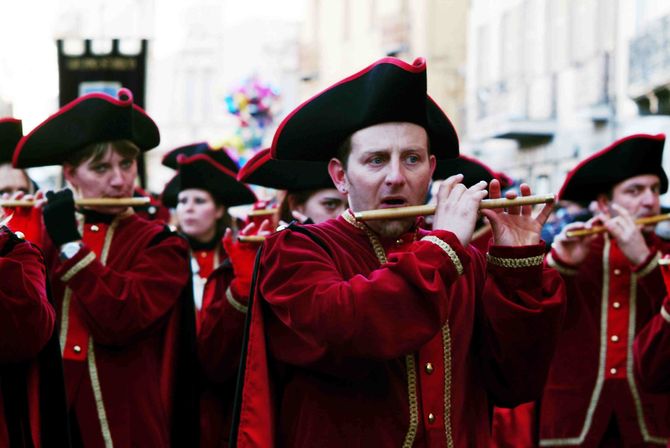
left=279, top=189, right=316, bottom=223
left=64, top=139, right=140, bottom=168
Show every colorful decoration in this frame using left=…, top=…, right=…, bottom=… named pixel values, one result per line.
left=222, top=76, right=281, bottom=166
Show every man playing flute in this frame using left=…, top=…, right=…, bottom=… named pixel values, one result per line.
left=233, top=57, right=566, bottom=447
left=538, top=134, right=670, bottom=446
left=9, top=89, right=198, bottom=447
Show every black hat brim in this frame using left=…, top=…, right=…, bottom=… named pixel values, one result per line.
left=238, top=148, right=334, bottom=191
left=0, top=118, right=23, bottom=164
left=433, top=155, right=512, bottom=188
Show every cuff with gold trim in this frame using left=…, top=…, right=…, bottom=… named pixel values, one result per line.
left=226, top=286, right=248, bottom=314
left=60, top=250, right=97, bottom=282
left=420, top=230, right=470, bottom=277
left=634, top=251, right=660, bottom=278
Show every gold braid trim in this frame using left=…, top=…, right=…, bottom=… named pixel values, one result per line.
left=87, top=336, right=114, bottom=447
left=442, top=324, right=454, bottom=448
left=226, top=286, right=248, bottom=314
left=661, top=306, right=670, bottom=325
left=59, top=288, right=72, bottom=356
left=60, top=252, right=96, bottom=282
left=486, top=253, right=544, bottom=269
left=422, top=236, right=463, bottom=276
left=402, top=354, right=419, bottom=448
left=637, top=251, right=661, bottom=279
left=546, top=252, right=578, bottom=276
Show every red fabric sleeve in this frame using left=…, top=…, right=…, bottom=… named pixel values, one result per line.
left=479, top=244, right=566, bottom=406
left=0, top=235, right=55, bottom=362
left=634, top=296, right=670, bottom=393
left=260, top=229, right=471, bottom=365
left=197, top=267, right=247, bottom=382
left=53, top=234, right=190, bottom=347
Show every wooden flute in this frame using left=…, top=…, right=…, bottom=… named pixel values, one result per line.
left=238, top=235, right=267, bottom=243
left=354, top=194, right=555, bottom=221
left=0, top=197, right=151, bottom=207
left=247, top=209, right=278, bottom=217
left=566, top=213, right=670, bottom=238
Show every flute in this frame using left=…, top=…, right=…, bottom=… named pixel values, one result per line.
left=354, top=194, right=555, bottom=221
left=566, top=213, right=670, bottom=238
left=0, top=197, right=151, bottom=208
left=238, top=235, right=266, bottom=243
left=247, top=209, right=278, bottom=217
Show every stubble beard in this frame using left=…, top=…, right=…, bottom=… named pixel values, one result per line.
left=366, top=217, right=415, bottom=239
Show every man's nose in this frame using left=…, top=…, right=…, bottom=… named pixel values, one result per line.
left=384, top=158, right=406, bottom=187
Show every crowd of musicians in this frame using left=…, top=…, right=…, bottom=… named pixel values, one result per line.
left=1, top=56, right=670, bottom=447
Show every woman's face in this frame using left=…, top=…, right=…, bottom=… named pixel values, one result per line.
left=176, top=189, right=224, bottom=243
left=295, top=188, right=348, bottom=224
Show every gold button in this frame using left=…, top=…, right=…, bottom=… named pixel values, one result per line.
left=613, top=269, right=621, bottom=275
left=610, top=367, right=617, bottom=375
left=613, top=302, right=621, bottom=309
left=396, top=238, right=403, bottom=245
left=14, top=231, right=25, bottom=240
left=90, top=224, right=99, bottom=232
left=610, top=335, right=619, bottom=343
left=428, top=413, right=436, bottom=423
left=425, top=362, right=434, bottom=374
left=73, top=345, right=82, bottom=354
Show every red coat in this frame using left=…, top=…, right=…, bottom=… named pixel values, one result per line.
left=634, top=295, right=670, bottom=447
left=541, top=233, right=670, bottom=446
left=46, top=210, right=196, bottom=447
left=235, top=213, right=565, bottom=447
left=0, top=227, right=68, bottom=447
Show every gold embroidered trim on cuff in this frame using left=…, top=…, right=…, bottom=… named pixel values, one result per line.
left=422, top=235, right=463, bottom=276
left=487, top=253, right=544, bottom=269
left=61, top=252, right=96, bottom=282
left=226, top=286, right=248, bottom=314
left=638, top=251, right=660, bottom=278
left=661, top=306, right=670, bottom=325
left=546, top=252, right=578, bottom=276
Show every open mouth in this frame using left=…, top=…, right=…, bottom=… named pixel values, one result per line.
left=380, top=197, right=407, bottom=208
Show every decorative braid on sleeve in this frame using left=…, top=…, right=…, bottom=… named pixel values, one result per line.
left=226, top=286, right=248, bottom=314
left=661, top=306, right=670, bottom=324
left=61, top=252, right=96, bottom=282
left=486, top=253, right=544, bottom=269
left=421, top=235, right=463, bottom=276
left=546, top=252, right=578, bottom=276
left=637, top=251, right=660, bottom=278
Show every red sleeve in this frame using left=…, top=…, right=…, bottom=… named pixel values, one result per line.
left=197, top=266, right=247, bottom=383
left=53, top=233, right=190, bottom=347
left=634, top=297, right=670, bottom=393
left=261, top=228, right=470, bottom=366
left=634, top=249, right=665, bottom=312
left=0, top=234, right=55, bottom=362
left=478, top=244, right=566, bottom=406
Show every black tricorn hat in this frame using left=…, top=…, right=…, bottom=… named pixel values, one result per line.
left=271, top=57, right=459, bottom=162
left=161, top=153, right=256, bottom=208
left=433, top=154, right=513, bottom=188
left=13, top=88, right=160, bottom=168
left=558, top=134, right=667, bottom=202
left=162, top=141, right=239, bottom=173
left=0, top=118, right=22, bottom=164
left=238, top=148, right=334, bottom=191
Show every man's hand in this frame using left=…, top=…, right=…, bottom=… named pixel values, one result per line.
left=481, top=180, right=553, bottom=247
left=603, top=203, right=650, bottom=266
left=432, top=174, right=488, bottom=246
left=223, top=219, right=273, bottom=298
left=551, top=218, right=600, bottom=266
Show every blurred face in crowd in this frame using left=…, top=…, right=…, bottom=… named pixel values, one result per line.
left=292, top=188, right=347, bottom=224
left=63, top=143, right=138, bottom=215
left=176, top=188, right=224, bottom=243
left=0, top=163, right=32, bottom=195
left=329, top=122, right=435, bottom=238
left=597, top=174, right=661, bottom=231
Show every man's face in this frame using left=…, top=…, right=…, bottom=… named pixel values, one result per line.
left=0, top=164, right=31, bottom=195
left=329, top=122, right=435, bottom=238
left=63, top=145, right=137, bottom=215
left=603, top=174, right=661, bottom=222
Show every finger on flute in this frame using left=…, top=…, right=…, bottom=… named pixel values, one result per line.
left=354, top=194, right=555, bottom=221
left=565, top=213, right=670, bottom=238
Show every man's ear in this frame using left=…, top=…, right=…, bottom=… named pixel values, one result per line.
left=595, top=193, right=610, bottom=215
left=328, top=158, right=348, bottom=194
left=428, top=154, right=436, bottom=184
left=62, top=163, right=77, bottom=188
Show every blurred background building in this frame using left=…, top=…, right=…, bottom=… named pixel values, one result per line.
left=1, top=0, right=669, bottom=200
